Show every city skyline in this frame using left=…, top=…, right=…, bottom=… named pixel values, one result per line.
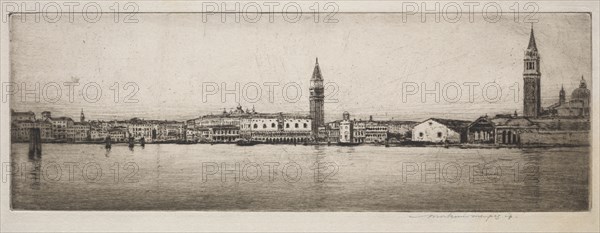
left=6, top=6, right=594, bottom=220
left=9, top=13, right=591, bottom=122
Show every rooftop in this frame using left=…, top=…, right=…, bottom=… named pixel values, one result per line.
left=427, top=118, right=471, bottom=132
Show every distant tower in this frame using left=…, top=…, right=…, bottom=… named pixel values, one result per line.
left=559, top=84, right=566, bottom=105
left=579, top=75, right=587, bottom=89
left=523, top=25, right=542, bottom=117
left=80, top=108, right=85, bottom=122
left=309, top=57, right=325, bottom=136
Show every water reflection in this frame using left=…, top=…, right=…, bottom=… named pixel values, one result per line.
left=28, top=158, right=42, bottom=190
left=311, top=145, right=328, bottom=209
left=521, top=149, right=542, bottom=209
left=10, top=143, right=589, bottom=211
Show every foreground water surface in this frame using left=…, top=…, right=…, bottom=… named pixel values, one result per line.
left=11, top=143, right=589, bottom=211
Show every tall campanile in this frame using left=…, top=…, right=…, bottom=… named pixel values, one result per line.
left=310, top=58, right=325, bottom=136
left=523, top=26, right=541, bottom=117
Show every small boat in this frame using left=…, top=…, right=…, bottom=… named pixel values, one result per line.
left=337, top=142, right=361, bottom=146
left=128, top=137, right=134, bottom=148
left=236, top=139, right=260, bottom=146
left=176, top=140, right=196, bottom=144
left=105, top=136, right=112, bottom=149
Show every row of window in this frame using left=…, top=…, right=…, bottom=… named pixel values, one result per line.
left=252, top=123, right=308, bottom=129
left=215, top=130, right=239, bottom=135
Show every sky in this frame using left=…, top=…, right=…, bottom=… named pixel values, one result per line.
left=9, top=13, right=592, bottom=122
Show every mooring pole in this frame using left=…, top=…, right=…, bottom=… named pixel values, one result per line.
left=28, top=128, right=42, bottom=158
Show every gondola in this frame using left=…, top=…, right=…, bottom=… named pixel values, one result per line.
left=337, top=142, right=361, bottom=146
left=235, top=139, right=260, bottom=146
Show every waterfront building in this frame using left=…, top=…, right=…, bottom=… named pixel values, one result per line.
left=492, top=116, right=538, bottom=145
left=11, top=119, right=53, bottom=142
left=67, top=122, right=90, bottom=142
left=11, top=110, right=35, bottom=122
left=544, top=77, right=591, bottom=117
left=412, top=118, right=470, bottom=143
left=467, top=113, right=536, bottom=144
left=48, top=116, right=74, bottom=141
left=323, top=122, right=340, bottom=143
left=90, top=127, right=108, bottom=141
left=195, top=128, right=211, bottom=142
left=339, top=112, right=353, bottom=143
left=468, top=112, right=590, bottom=145
left=127, top=118, right=158, bottom=141
left=190, top=104, right=251, bottom=129
left=11, top=110, right=97, bottom=142
left=10, top=110, right=37, bottom=142
left=381, top=120, right=416, bottom=141
left=158, top=121, right=184, bottom=141
left=324, top=114, right=410, bottom=144
left=246, top=112, right=311, bottom=143
left=11, top=120, right=35, bottom=142
left=189, top=105, right=311, bottom=143
left=210, top=125, right=240, bottom=142
left=317, top=126, right=330, bottom=141
left=37, top=120, right=53, bottom=141
left=352, top=120, right=366, bottom=143
left=364, top=121, right=388, bottom=143
left=467, top=115, right=496, bottom=143
left=108, top=127, right=128, bottom=142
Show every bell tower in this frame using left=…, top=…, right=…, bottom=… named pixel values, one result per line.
left=80, top=108, right=85, bottom=122
left=559, top=85, right=566, bottom=105
left=309, top=58, right=325, bottom=137
left=523, top=25, right=541, bottom=117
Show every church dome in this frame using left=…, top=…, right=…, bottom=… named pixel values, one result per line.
left=571, top=76, right=590, bottom=101
left=571, top=88, right=590, bottom=100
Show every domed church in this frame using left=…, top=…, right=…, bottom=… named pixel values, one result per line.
left=571, top=76, right=591, bottom=105
left=545, top=76, right=590, bottom=117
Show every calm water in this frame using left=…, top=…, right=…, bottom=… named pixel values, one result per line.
left=10, top=143, right=589, bottom=211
